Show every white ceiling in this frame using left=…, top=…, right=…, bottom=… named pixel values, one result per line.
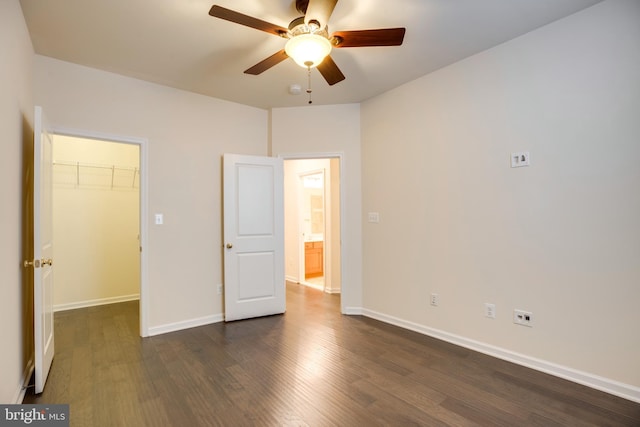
left=20, top=0, right=602, bottom=110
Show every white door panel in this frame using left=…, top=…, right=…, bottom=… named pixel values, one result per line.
left=33, top=106, right=55, bottom=394
left=237, top=252, right=276, bottom=300
left=223, top=154, right=284, bottom=321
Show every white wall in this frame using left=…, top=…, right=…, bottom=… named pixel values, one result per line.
left=272, top=104, right=361, bottom=311
left=53, top=136, right=140, bottom=309
left=34, top=55, right=268, bottom=333
left=0, top=0, right=34, bottom=404
left=361, top=0, right=640, bottom=400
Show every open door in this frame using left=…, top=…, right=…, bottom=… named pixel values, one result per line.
left=223, top=154, right=284, bottom=321
left=29, top=106, right=55, bottom=394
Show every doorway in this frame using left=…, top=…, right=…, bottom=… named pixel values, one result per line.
left=50, top=131, right=148, bottom=335
left=300, top=170, right=325, bottom=288
left=284, top=157, right=342, bottom=297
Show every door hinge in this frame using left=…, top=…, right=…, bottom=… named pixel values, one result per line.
left=24, top=259, right=41, bottom=268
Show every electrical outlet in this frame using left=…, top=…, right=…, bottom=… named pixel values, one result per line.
left=513, top=309, right=533, bottom=327
left=484, top=303, right=496, bottom=319
left=430, top=293, right=439, bottom=307
left=217, top=284, right=223, bottom=295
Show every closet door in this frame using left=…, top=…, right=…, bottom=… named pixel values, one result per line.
left=31, top=106, right=55, bottom=394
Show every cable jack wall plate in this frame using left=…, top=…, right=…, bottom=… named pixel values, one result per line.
left=513, top=309, right=533, bottom=327
left=511, top=151, right=530, bottom=168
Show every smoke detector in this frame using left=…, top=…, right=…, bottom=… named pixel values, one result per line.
left=289, top=84, right=302, bottom=95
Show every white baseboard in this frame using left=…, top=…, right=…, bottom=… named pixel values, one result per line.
left=54, top=294, right=140, bottom=312
left=286, top=277, right=341, bottom=294
left=361, top=308, right=640, bottom=404
left=13, top=358, right=34, bottom=404
left=147, top=313, right=224, bottom=336
left=344, top=306, right=363, bottom=315
left=300, top=280, right=324, bottom=291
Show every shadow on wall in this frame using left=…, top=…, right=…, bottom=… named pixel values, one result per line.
left=21, top=114, right=34, bottom=376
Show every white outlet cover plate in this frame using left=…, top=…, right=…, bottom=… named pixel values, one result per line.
left=430, top=293, right=439, bottom=306
left=484, top=303, right=496, bottom=319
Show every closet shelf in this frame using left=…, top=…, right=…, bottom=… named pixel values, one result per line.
left=53, top=160, right=139, bottom=190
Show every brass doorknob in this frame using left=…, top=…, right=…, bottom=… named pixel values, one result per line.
left=226, top=243, right=233, bottom=249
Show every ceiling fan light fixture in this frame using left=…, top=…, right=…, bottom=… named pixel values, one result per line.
left=285, top=34, right=332, bottom=69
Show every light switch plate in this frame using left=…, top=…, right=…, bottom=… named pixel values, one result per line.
left=368, top=212, right=380, bottom=223
left=154, top=213, right=163, bottom=225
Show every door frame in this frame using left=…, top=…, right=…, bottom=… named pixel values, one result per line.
left=51, top=126, right=150, bottom=337
left=281, top=153, right=345, bottom=313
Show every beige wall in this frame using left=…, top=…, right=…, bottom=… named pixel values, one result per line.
left=34, top=55, right=268, bottom=333
left=361, top=0, right=640, bottom=397
left=0, top=0, right=34, bottom=404
left=53, top=136, right=140, bottom=309
left=272, top=104, right=361, bottom=311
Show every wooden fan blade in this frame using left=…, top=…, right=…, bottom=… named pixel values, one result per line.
left=317, top=55, right=345, bottom=86
left=304, top=0, right=338, bottom=30
left=332, top=28, right=406, bottom=48
left=209, top=5, right=288, bottom=37
left=244, top=50, right=289, bottom=75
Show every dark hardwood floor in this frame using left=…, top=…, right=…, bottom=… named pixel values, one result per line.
left=25, top=282, right=640, bottom=426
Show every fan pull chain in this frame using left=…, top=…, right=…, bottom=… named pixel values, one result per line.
left=306, top=65, right=313, bottom=104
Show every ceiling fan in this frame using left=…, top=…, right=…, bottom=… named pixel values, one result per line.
left=209, top=0, right=406, bottom=86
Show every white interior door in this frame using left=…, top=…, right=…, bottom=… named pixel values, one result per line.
left=223, top=154, right=284, bottom=321
left=33, top=106, right=55, bottom=394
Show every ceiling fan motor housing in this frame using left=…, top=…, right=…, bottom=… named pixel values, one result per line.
left=288, top=16, right=328, bottom=38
